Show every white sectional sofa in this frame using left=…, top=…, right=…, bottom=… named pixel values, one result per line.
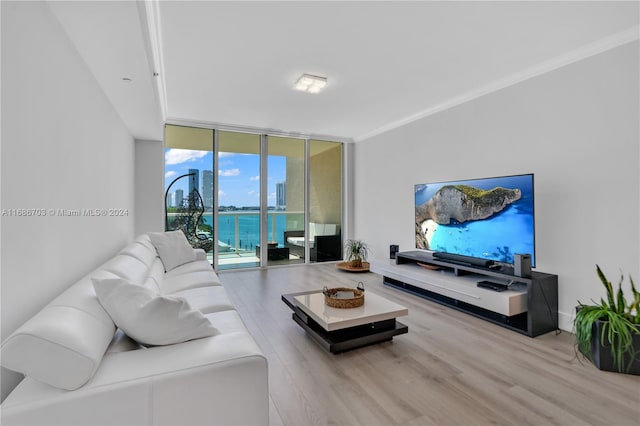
left=0, top=232, right=268, bottom=426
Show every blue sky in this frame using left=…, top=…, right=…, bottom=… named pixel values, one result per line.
left=165, top=149, right=285, bottom=207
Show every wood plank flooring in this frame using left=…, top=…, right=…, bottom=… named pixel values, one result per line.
left=219, top=264, right=640, bottom=426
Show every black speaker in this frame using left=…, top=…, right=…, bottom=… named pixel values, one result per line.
left=390, top=244, right=399, bottom=259
left=514, top=253, right=532, bottom=278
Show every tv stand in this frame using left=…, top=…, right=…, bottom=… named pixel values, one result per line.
left=370, top=251, right=558, bottom=337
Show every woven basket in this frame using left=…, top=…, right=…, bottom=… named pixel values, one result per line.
left=323, top=282, right=365, bottom=309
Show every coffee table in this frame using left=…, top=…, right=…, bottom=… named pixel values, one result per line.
left=282, top=290, right=408, bottom=353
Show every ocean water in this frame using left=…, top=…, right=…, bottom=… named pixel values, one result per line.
left=201, top=213, right=288, bottom=250
left=416, top=174, right=535, bottom=265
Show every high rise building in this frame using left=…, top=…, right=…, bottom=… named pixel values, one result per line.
left=188, top=169, right=199, bottom=197
left=175, top=189, right=184, bottom=208
left=202, top=170, right=214, bottom=208
left=276, top=181, right=286, bottom=209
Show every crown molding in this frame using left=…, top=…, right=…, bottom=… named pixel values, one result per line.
left=138, top=0, right=168, bottom=121
left=354, top=25, right=640, bottom=143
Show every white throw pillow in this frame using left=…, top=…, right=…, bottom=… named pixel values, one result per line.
left=92, top=277, right=218, bottom=346
left=148, top=230, right=197, bottom=271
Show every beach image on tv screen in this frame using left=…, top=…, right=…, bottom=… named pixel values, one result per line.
left=415, top=174, right=535, bottom=266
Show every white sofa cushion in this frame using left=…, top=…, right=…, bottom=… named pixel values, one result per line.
left=309, top=222, right=339, bottom=238
left=0, top=304, right=116, bottom=391
left=323, top=223, right=337, bottom=235
left=162, top=270, right=222, bottom=294
left=148, top=230, right=197, bottom=271
left=146, top=258, right=165, bottom=293
left=287, top=236, right=302, bottom=245
left=194, top=248, right=207, bottom=260
left=134, top=233, right=156, bottom=253
left=164, top=259, right=214, bottom=277
left=101, top=254, right=151, bottom=285
left=0, top=270, right=119, bottom=391
left=170, top=286, right=235, bottom=314
left=119, top=241, right=158, bottom=269
left=93, top=277, right=218, bottom=346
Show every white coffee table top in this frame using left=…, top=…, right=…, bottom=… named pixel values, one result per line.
left=293, top=291, right=408, bottom=331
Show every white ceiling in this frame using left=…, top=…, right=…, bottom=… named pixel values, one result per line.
left=48, top=1, right=639, bottom=142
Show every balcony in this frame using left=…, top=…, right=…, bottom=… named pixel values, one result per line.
left=169, top=210, right=304, bottom=269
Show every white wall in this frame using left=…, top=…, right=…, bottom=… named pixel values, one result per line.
left=354, top=41, right=639, bottom=332
left=1, top=1, right=135, bottom=399
left=135, top=139, right=164, bottom=235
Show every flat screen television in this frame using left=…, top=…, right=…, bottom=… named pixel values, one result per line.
left=415, top=173, right=535, bottom=267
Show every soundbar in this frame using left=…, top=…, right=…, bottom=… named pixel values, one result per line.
left=432, top=252, right=493, bottom=267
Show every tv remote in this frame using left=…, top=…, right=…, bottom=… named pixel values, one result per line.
left=477, top=280, right=508, bottom=292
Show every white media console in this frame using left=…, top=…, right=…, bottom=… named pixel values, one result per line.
left=370, top=251, right=558, bottom=337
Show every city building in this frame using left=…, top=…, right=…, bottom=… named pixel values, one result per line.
left=202, top=170, right=214, bottom=209
left=188, top=168, right=199, bottom=198
left=174, top=189, right=183, bottom=208
left=276, top=181, right=285, bottom=210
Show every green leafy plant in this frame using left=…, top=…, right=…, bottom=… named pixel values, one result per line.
left=344, top=239, right=369, bottom=268
left=574, top=265, right=640, bottom=373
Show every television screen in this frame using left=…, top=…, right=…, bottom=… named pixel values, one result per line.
left=415, top=173, right=535, bottom=267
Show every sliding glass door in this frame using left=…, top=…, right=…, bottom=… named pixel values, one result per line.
left=164, top=125, right=214, bottom=262
left=217, top=131, right=261, bottom=270
left=268, top=136, right=305, bottom=266
left=164, top=125, right=343, bottom=270
left=309, top=140, right=343, bottom=263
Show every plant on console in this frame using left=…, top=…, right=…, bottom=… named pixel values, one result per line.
left=574, top=265, right=640, bottom=374
left=344, top=239, right=369, bottom=268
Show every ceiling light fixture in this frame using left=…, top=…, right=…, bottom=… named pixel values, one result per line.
left=294, top=73, right=328, bottom=94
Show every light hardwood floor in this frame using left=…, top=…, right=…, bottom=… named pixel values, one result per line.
left=219, top=264, right=639, bottom=426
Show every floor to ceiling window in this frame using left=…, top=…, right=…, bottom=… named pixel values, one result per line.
left=164, top=124, right=343, bottom=270
left=164, top=125, right=214, bottom=262
left=309, top=139, right=343, bottom=263
left=269, top=136, right=305, bottom=266
left=217, top=131, right=261, bottom=270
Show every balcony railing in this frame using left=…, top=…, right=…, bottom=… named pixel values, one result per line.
left=168, top=210, right=304, bottom=257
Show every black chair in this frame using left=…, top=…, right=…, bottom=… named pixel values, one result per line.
left=284, top=230, right=342, bottom=262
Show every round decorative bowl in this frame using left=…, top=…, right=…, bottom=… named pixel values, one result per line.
left=323, top=283, right=365, bottom=308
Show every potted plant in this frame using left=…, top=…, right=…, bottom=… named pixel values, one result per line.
left=344, top=239, right=369, bottom=269
left=574, top=265, right=640, bottom=375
